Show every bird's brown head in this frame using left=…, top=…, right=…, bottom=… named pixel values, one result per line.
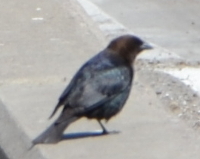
left=107, top=34, right=153, bottom=64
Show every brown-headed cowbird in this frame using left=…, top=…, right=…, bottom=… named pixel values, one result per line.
left=33, top=34, right=152, bottom=144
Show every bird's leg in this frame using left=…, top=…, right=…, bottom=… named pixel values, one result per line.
left=97, top=120, right=108, bottom=134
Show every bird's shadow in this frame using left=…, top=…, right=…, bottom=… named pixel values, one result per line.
left=62, top=130, right=120, bottom=140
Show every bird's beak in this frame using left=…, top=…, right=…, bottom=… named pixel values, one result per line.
left=140, top=42, right=153, bottom=50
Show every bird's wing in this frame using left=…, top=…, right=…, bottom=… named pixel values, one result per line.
left=49, top=58, right=132, bottom=118
left=65, top=66, right=132, bottom=114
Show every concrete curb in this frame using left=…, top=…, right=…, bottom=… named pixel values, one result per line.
left=0, top=0, right=107, bottom=158
left=0, top=100, right=45, bottom=159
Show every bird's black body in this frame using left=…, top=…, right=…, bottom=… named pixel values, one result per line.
left=33, top=35, right=152, bottom=144
left=52, top=51, right=133, bottom=121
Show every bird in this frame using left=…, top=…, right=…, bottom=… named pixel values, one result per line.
left=33, top=34, right=153, bottom=144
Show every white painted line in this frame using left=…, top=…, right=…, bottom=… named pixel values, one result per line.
left=36, top=8, right=41, bottom=11
left=32, top=17, right=44, bottom=21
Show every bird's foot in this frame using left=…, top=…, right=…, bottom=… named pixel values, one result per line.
left=102, top=129, right=109, bottom=135
left=102, top=130, right=120, bottom=135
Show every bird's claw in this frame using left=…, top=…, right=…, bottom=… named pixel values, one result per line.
left=102, top=130, right=120, bottom=135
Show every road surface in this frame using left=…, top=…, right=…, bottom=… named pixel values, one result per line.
left=89, top=0, right=200, bottom=61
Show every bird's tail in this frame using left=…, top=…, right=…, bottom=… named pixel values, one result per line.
left=33, top=115, right=78, bottom=144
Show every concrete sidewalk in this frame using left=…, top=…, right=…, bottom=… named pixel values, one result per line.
left=1, top=0, right=200, bottom=159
